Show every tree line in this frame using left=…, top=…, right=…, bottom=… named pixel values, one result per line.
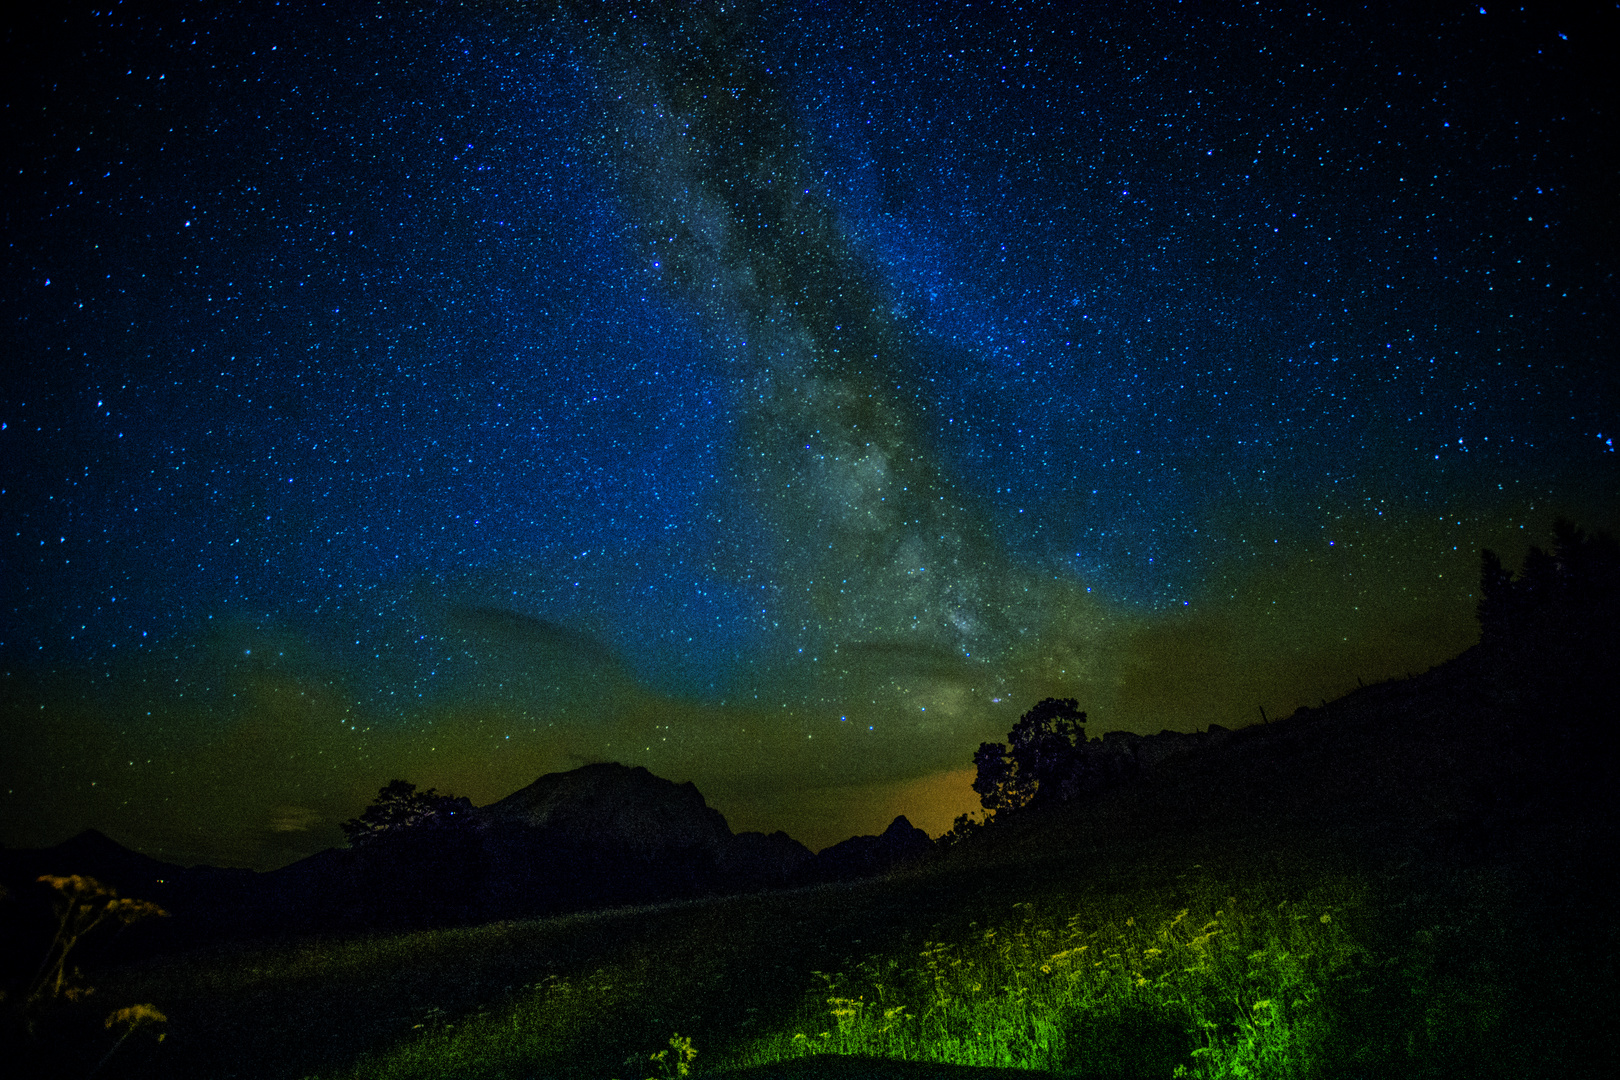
left=940, top=518, right=1619, bottom=848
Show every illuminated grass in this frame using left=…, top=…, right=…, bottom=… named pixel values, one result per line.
left=250, top=853, right=1600, bottom=1080
left=90, top=834, right=1612, bottom=1080
left=333, top=967, right=634, bottom=1080
left=723, top=868, right=1368, bottom=1078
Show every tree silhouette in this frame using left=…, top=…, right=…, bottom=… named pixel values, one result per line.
left=340, top=779, right=475, bottom=847
left=1476, top=547, right=1518, bottom=642
left=1475, top=518, right=1620, bottom=751
left=972, top=697, right=1089, bottom=817
left=1478, top=518, right=1620, bottom=644
left=935, top=811, right=988, bottom=849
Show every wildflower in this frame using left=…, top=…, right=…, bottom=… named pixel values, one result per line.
left=29, top=875, right=168, bottom=1006
left=106, top=1003, right=167, bottom=1032
left=111, top=896, right=168, bottom=921
left=828, top=996, right=865, bottom=1026
left=91, top=1003, right=168, bottom=1076
left=646, top=1033, right=696, bottom=1080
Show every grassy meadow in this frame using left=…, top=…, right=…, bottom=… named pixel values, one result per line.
left=12, top=640, right=1617, bottom=1080
left=68, top=779, right=1611, bottom=1080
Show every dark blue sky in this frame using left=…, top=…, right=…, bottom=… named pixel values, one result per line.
left=3, top=0, right=1615, bottom=867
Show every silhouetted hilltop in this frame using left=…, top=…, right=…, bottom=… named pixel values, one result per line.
left=5, top=828, right=172, bottom=884
left=803, top=815, right=931, bottom=882
left=467, top=763, right=808, bottom=922
left=478, top=762, right=735, bottom=852
left=725, top=829, right=816, bottom=886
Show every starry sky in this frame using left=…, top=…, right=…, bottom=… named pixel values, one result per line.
left=3, top=0, right=1615, bottom=870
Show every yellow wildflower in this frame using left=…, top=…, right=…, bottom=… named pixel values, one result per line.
left=106, top=1003, right=167, bottom=1030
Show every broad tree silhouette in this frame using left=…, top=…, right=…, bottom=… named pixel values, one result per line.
left=331, top=780, right=484, bottom=930
left=1477, top=518, right=1620, bottom=740
left=340, top=779, right=476, bottom=847
left=1478, top=518, right=1620, bottom=644
left=972, top=697, right=1090, bottom=818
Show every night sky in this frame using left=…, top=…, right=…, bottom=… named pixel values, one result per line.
left=3, top=0, right=1615, bottom=870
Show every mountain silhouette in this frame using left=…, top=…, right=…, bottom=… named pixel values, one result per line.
left=806, top=814, right=932, bottom=882
left=478, top=762, right=735, bottom=852
left=1, top=763, right=937, bottom=956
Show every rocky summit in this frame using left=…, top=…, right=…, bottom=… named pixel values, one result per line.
left=476, top=762, right=736, bottom=856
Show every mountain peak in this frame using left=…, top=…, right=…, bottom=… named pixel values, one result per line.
left=884, top=815, right=918, bottom=836
left=477, top=761, right=734, bottom=852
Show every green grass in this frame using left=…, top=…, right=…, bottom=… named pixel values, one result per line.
left=727, top=868, right=1368, bottom=1078
left=66, top=678, right=1617, bottom=1080
left=81, top=830, right=1613, bottom=1080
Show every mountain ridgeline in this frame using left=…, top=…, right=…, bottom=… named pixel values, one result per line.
left=0, top=765, right=934, bottom=959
